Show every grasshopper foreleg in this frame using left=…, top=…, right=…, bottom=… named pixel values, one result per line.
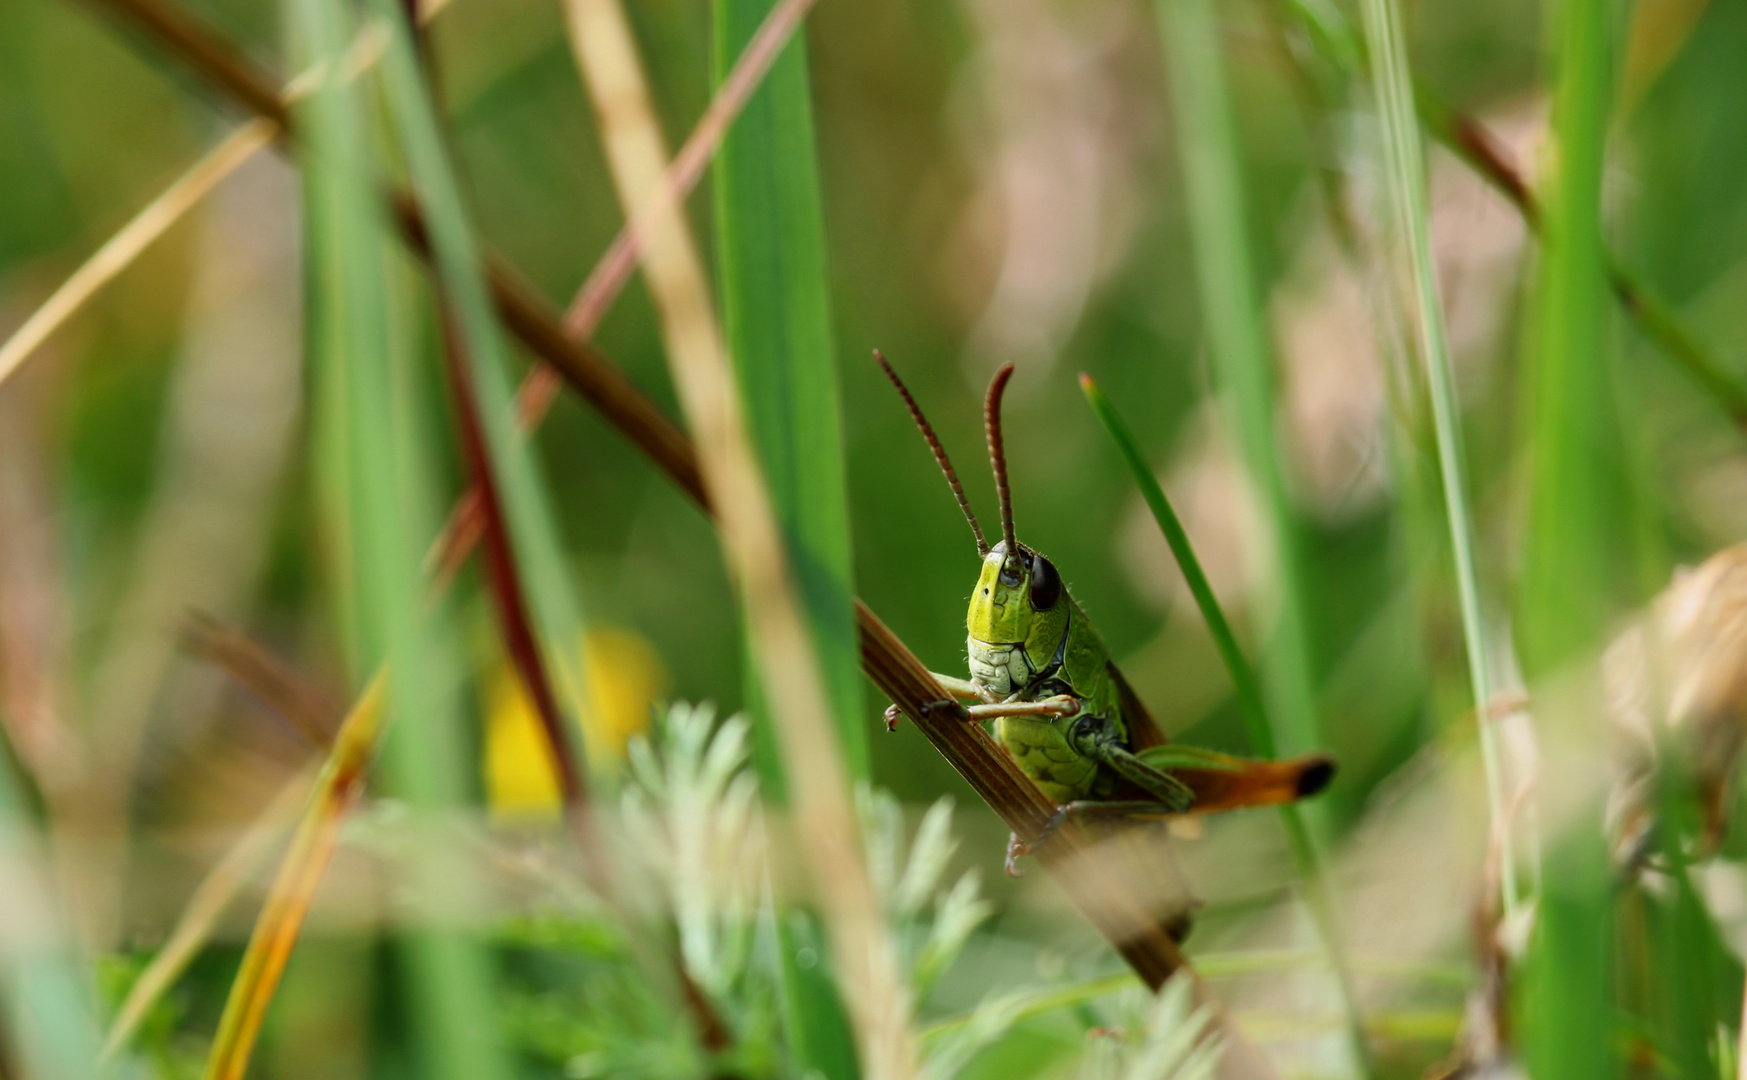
left=965, top=696, right=1078, bottom=721
left=883, top=677, right=1071, bottom=731
left=882, top=672, right=991, bottom=731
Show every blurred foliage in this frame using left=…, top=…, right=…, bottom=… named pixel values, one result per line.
left=8, top=0, right=1747, bottom=1075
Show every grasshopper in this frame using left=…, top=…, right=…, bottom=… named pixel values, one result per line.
left=874, top=353, right=1335, bottom=877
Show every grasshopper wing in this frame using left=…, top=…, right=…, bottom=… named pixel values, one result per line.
left=1109, top=661, right=1169, bottom=751
left=1134, top=744, right=1336, bottom=813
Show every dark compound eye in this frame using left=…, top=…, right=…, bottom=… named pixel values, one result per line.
left=1028, top=554, right=1061, bottom=610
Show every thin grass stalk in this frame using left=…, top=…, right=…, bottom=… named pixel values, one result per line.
left=295, top=0, right=514, bottom=1076
left=432, top=0, right=818, bottom=579
left=561, top=1, right=908, bottom=1075
left=1269, top=0, right=1747, bottom=431
left=1154, top=0, right=1370, bottom=1072
left=1517, top=0, right=1621, bottom=1072
left=79, top=0, right=1280, bottom=1006
left=0, top=120, right=275, bottom=391
left=1356, top=0, right=1518, bottom=917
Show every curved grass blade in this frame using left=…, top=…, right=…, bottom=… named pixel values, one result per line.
left=102, top=764, right=313, bottom=1063
left=1080, top=375, right=1270, bottom=755
left=103, top=617, right=343, bottom=1061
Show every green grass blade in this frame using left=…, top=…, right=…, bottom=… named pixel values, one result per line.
left=1079, top=375, right=1270, bottom=756
left=1154, top=0, right=1370, bottom=1071
left=1356, top=0, right=1517, bottom=916
left=712, top=0, right=866, bottom=790
left=295, top=2, right=515, bottom=1078
left=0, top=763, right=104, bottom=1080
left=1515, top=0, right=1623, bottom=1074
left=364, top=0, right=595, bottom=781
left=1520, top=0, right=1627, bottom=673
left=710, top=3, right=865, bottom=1075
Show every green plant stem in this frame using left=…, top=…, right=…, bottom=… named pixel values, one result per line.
left=1153, top=0, right=1371, bottom=1072
left=297, top=1, right=517, bottom=1077
left=1518, top=0, right=1621, bottom=1073
left=1356, top=0, right=1517, bottom=918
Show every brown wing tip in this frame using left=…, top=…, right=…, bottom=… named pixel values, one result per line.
left=1296, top=756, right=1337, bottom=798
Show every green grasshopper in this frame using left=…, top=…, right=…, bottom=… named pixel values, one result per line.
left=874, top=353, right=1335, bottom=877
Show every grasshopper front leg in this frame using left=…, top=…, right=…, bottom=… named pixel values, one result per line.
left=882, top=672, right=1001, bottom=730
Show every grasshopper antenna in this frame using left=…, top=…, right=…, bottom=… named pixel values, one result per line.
left=873, top=350, right=989, bottom=556
left=984, top=362, right=1018, bottom=559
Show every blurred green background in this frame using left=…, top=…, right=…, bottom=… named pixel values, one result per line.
left=8, top=0, right=1747, bottom=1075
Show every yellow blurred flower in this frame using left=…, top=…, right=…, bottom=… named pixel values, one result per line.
left=483, top=628, right=664, bottom=823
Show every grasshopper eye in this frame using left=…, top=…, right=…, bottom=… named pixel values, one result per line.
left=1028, top=554, right=1061, bottom=610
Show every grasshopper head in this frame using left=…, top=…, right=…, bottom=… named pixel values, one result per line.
left=967, top=541, right=1067, bottom=671
left=873, top=353, right=1067, bottom=686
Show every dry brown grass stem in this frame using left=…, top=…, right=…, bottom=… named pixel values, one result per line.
left=502, top=0, right=816, bottom=431
left=200, top=676, right=385, bottom=1080
left=101, top=764, right=316, bottom=1062
left=562, top=1, right=913, bottom=1076
left=75, top=0, right=1253, bottom=1029
left=3, top=0, right=468, bottom=396
left=99, top=619, right=345, bottom=1060
left=433, top=0, right=813, bottom=579
left=0, top=120, right=276, bottom=391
